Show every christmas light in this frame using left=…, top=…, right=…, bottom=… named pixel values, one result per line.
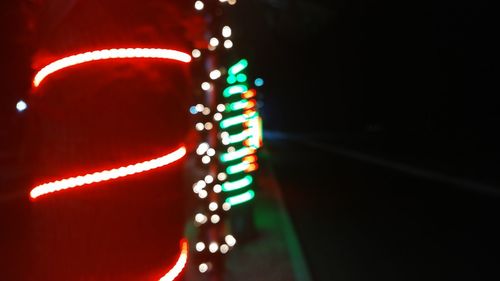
left=33, top=48, right=191, bottom=87
left=222, top=84, right=248, bottom=98
left=219, top=147, right=253, bottom=162
left=158, top=239, right=188, bottom=281
left=221, top=175, right=253, bottom=191
left=219, top=114, right=247, bottom=129
left=226, top=161, right=250, bottom=175
left=16, top=100, right=27, bottom=112
left=228, top=59, right=248, bottom=76
left=225, top=189, right=255, bottom=206
left=30, top=146, right=186, bottom=199
left=222, top=26, right=232, bottom=38
left=194, top=1, right=204, bottom=10
left=224, top=40, right=233, bottom=49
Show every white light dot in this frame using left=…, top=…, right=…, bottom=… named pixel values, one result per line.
left=16, top=100, right=27, bottom=112
left=195, top=213, right=208, bottom=224
left=202, top=107, right=211, bottom=115
left=204, top=175, right=214, bottom=184
left=222, top=26, right=232, bottom=38
left=228, top=0, right=237, bottom=5
left=213, top=184, right=222, bottom=193
left=202, top=155, right=211, bottom=164
left=217, top=172, right=227, bottom=181
left=220, top=131, right=229, bottom=139
left=207, top=148, right=216, bottom=157
left=213, top=112, right=222, bottom=121
left=195, top=104, right=204, bottom=112
left=194, top=1, right=204, bottom=10
left=196, top=242, right=205, bottom=252
left=201, top=82, right=211, bottom=91
left=209, top=37, right=219, bottom=47
left=192, top=49, right=201, bottom=58
left=209, top=242, right=218, bottom=253
left=211, top=214, right=220, bottom=224
left=204, top=122, right=213, bottom=130
left=199, top=263, right=208, bottom=273
left=217, top=104, right=226, bottom=112
left=227, top=146, right=236, bottom=153
left=224, top=39, right=233, bottom=49
left=222, top=202, right=231, bottom=211
left=220, top=244, right=230, bottom=254
left=198, top=189, right=208, bottom=199
left=209, top=69, right=222, bottom=80
left=225, top=235, right=236, bottom=247
left=195, top=122, right=204, bottom=131
left=208, top=44, right=216, bottom=51
left=209, top=202, right=218, bottom=211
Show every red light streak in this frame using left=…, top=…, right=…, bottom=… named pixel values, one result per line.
left=33, top=48, right=192, bottom=87
left=242, top=89, right=256, bottom=99
left=159, top=239, right=189, bottom=281
left=30, top=146, right=186, bottom=200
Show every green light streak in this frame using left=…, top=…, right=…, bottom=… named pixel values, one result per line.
left=223, top=130, right=250, bottom=144
left=223, top=84, right=248, bottom=98
left=227, top=75, right=237, bottom=84
left=226, top=162, right=250, bottom=175
left=220, top=114, right=247, bottom=129
left=227, top=99, right=249, bottom=111
left=222, top=175, right=253, bottom=191
left=226, top=189, right=255, bottom=206
left=220, top=147, right=252, bottom=162
left=228, top=59, right=248, bottom=75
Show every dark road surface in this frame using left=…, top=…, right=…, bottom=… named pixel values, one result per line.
left=267, top=136, right=500, bottom=281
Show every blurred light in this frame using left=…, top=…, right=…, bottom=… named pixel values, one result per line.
left=34, top=48, right=191, bottom=87
left=213, top=112, right=222, bottom=121
left=197, top=142, right=209, bottom=154
left=227, top=99, right=249, bottom=111
left=195, top=104, right=204, bottom=112
left=255, top=77, right=264, bottom=87
left=209, top=202, right=218, bottom=211
left=30, top=146, right=186, bottom=199
left=228, top=0, right=237, bottom=5
left=202, top=107, right=210, bottom=115
left=195, top=122, right=204, bottom=131
left=16, top=100, right=27, bottom=112
left=204, top=122, right=213, bottom=130
left=219, top=114, right=247, bottom=129
left=196, top=242, right=205, bottom=252
left=192, top=49, right=201, bottom=58
left=209, top=37, right=219, bottom=47
left=220, top=244, right=230, bottom=254
left=209, top=69, right=222, bottom=80
left=226, top=162, right=250, bottom=175
left=213, top=184, right=222, bottom=193
left=201, top=156, right=211, bottom=164
left=222, top=26, right=232, bottom=37
left=194, top=1, right=204, bottom=10
left=204, top=175, right=214, bottom=184
left=226, top=74, right=236, bottom=84
left=220, top=147, right=252, bottom=162
left=236, top=73, right=247, bottom=83
left=198, top=189, right=208, bottom=198
left=209, top=242, right=219, bottom=253
left=228, top=59, right=248, bottom=76
left=223, top=84, right=248, bottom=98
left=189, top=105, right=197, bottom=115
left=222, top=202, right=231, bottom=211
left=159, top=239, right=188, bottom=281
left=216, top=104, right=226, bottom=112
left=226, top=189, right=255, bottom=206
left=210, top=214, right=220, bottom=224
left=224, top=40, right=234, bottom=49
left=195, top=213, right=208, bottom=224
left=198, top=263, right=208, bottom=273
left=225, top=235, right=236, bottom=247
left=222, top=175, right=253, bottom=191
left=217, top=172, right=227, bottom=181
left=201, top=82, right=211, bottom=91
left=243, top=89, right=257, bottom=99
left=207, top=148, right=216, bottom=157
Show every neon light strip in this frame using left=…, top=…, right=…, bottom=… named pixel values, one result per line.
left=226, top=189, right=255, bottom=206
left=30, top=146, right=186, bottom=199
left=226, top=161, right=250, bottom=175
left=222, top=175, right=253, bottom=191
left=228, top=59, right=248, bottom=76
left=223, top=130, right=250, bottom=144
left=220, top=147, right=253, bottom=163
left=220, top=114, right=247, bottom=129
left=33, top=48, right=192, bottom=87
left=227, top=99, right=249, bottom=111
left=223, top=85, right=248, bottom=98
left=158, top=238, right=188, bottom=281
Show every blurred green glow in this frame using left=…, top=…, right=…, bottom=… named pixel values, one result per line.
left=226, top=189, right=255, bottom=206
left=220, top=114, right=247, bottom=129
left=222, top=175, right=253, bottom=191
left=223, top=130, right=250, bottom=144
left=226, top=161, right=250, bottom=175
left=227, top=75, right=237, bottom=84
left=236, top=73, right=247, bottom=83
left=220, top=147, right=252, bottom=162
left=223, top=85, right=248, bottom=98
left=228, top=59, right=248, bottom=75
left=227, top=99, right=249, bottom=111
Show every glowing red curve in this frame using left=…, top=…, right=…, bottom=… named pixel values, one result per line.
left=30, top=146, right=186, bottom=199
left=33, top=48, right=192, bottom=87
left=159, top=238, right=189, bottom=281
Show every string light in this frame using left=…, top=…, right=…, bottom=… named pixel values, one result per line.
left=16, top=100, right=27, bottom=112
left=192, top=49, right=201, bottom=58
left=194, top=1, right=204, bottom=10
left=33, top=48, right=191, bottom=87
left=222, top=26, right=232, bottom=38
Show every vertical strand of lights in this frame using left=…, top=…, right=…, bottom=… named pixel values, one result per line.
left=188, top=0, right=262, bottom=276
